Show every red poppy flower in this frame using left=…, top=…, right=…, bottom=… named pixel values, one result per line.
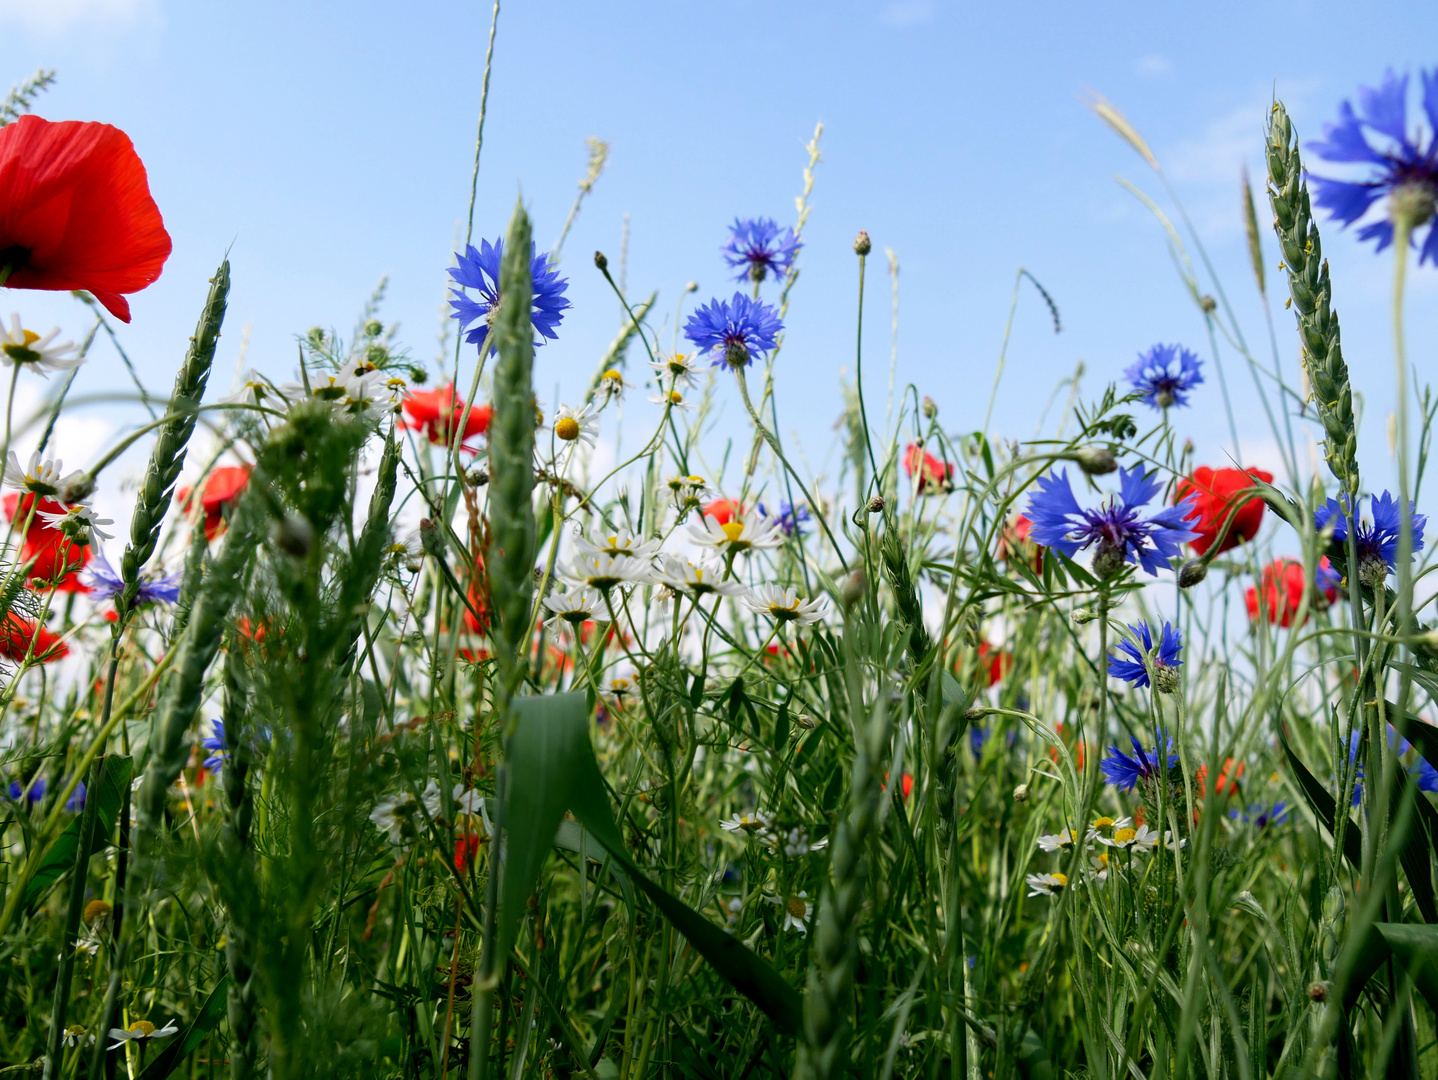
left=455, top=830, right=482, bottom=873
left=0, top=611, right=67, bottom=662
left=0, top=116, right=171, bottom=323
left=977, top=642, right=1012, bottom=686
left=997, top=514, right=1044, bottom=573
left=1195, top=758, right=1244, bottom=799
left=1174, top=466, right=1274, bottom=556
left=903, top=443, right=954, bottom=494
left=3, top=492, right=89, bottom=591
left=400, top=383, right=492, bottom=447
left=702, top=498, right=744, bottom=526
left=1245, top=557, right=1339, bottom=627
left=462, top=579, right=490, bottom=635
left=178, top=465, right=251, bottom=540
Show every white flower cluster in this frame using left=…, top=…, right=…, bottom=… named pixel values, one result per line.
left=1027, top=814, right=1178, bottom=896
left=280, top=358, right=407, bottom=421
left=3, top=450, right=112, bottom=545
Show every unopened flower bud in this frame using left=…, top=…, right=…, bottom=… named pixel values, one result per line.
left=1153, top=663, right=1180, bottom=696
left=794, top=714, right=818, bottom=730
left=1177, top=560, right=1208, bottom=589
left=60, top=474, right=96, bottom=505
left=465, top=467, right=490, bottom=488
left=364, top=319, right=384, bottom=338
left=839, top=570, right=868, bottom=608
left=1012, top=783, right=1030, bottom=803
left=866, top=496, right=885, bottom=514
left=1358, top=555, right=1389, bottom=588
left=1075, top=445, right=1117, bottom=476
left=1200, top=294, right=1217, bottom=314
left=1308, top=981, right=1330, bottom=1003
left=594, top=251, right=608, bottom=271
left=922, top=396, right=938, bottom=420
left=418, top=517, right=445, bottom=558
left=853, top=230, right=872, bottom=256
left=270, top=513, right=314, bottom=557
left=685, top=281, right=699, bottom=293
left=1070, top=608, right=1099, bottom=627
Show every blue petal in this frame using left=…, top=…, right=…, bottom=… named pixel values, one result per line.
left=1117, top=466, right=1160, bottom=510
left=1310, top=176, right=1383, bottom=226
left=1310, top=102, right=1388, bottom=164
left=1359, top=70, right=1409, bottom=143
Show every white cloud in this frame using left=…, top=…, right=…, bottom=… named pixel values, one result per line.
left=0, top=0, right=157, bottom=36
left=1135, top=53, right=1173, bottom=79
left=878, top=0, right=935, bottom=27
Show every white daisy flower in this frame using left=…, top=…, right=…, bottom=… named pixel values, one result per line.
left=596, top=368, right=631, bottom=405
left=0, top=315, right=82, bottom=374
left=1085, top=815, right=1132, bottom=842
left=224, top=370, right=284, bottom=407
left=656, top=555, right=746, bottom=599
left=63, top=1024, right=95, bottom=1047
left=1025, top=872, right=1068, bottom=897
left=687, top=508, right=782, bottom=556
left=1035, top=829, right=1077, bottom=853
left=573, top=528, right=662, bottom=562
left=562, top=553, right=654, bottom=592
left=780, top=826, right=828, bottom=858
left=1131, top=824, right=1160, bottom=852
left=1089, top=852, right=1113, bottom=883
left=542, top=587, right=603, bottom=626
left=552, top=403, right=598, bottom=448
left=766, top=891, right=812, bottom=934
left=37, top=503, right=114, bottom=543
left=666, top=474, right=711, bottom=502
left=369, top=791, right=416, bottom=844
left=4, top=451, right=84, bottom=499
left=743, top=584, right=829, bottom=627
left=719, top=809, right=774, bottom=835
left=107, top=1019, right=179, bottom=1050
left=1098, top=822, right=1151, bottom=849
left=649, top=388, right=692, bottom=411
left=453, top=785, right=485, bottom=817
left=649, top=352, right=701, bottom=391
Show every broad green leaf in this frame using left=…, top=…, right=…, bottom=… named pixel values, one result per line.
left=1343, top=923, right=1438, bottom=1014
left=22, top=755, right=132, bottom=912
left=504, top=690, right=804, bottom=1035
left=1276, top=725, right=1360, bottom=871
left=136, top=975, right=230, bottom=1079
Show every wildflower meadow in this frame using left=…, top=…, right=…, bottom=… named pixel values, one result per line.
left=7, top=25, right=1438, bottom=1080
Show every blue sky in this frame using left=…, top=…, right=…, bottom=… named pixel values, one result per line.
left=4, top=0, right=1437, bottom=514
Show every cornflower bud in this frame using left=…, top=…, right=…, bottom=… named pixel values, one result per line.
left=853, top=230, right=872, bottom=256
left=1071, top=608, right=1099, bottom=626
left=466, top=467, right=490, bottom=487
left=1075, top=445, right=1118, bottom=476
left=594, top=251, right=608, bottom=271
left=1200, top=295, right=1217, bottom=313
left=866, top=496, right=885, bottom=514
left=418, top=517, right=444, bottom=558
left=1177, top=560, right=1208, bottom=589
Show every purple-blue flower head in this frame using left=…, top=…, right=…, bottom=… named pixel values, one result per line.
left=722, top=218, right=800, bottom=284
left=448, top=237, right=571, bottom=357
left=1230, top=801, right=1289, bottom=829
left=683, top=293, right=783, bottom=369
left=85, top=548, right=181, bottom=607
left=1309, top=69, right=1438, bottom=264
left=1108, top=621, right=1183, bottom=690
left=1314, top=490, right=1426, bottom=577
left=759, top=500, right=810, bottom=537
left=1124, top=344, right=1204, bottom=410
left=1101, top=736, right=1179, bottom=792
left=201, top=720, right=228, bottom=774
left=1025, top=466, right=1199, bottom=578
left=7, top=777, right=44, bottom=804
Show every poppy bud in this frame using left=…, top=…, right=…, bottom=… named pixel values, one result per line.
left=1075, top=445, right=1118, bottom=476
left=594, top=251, right=608, bottom=270
left=853, top=230, right=872, bottom=256
left=270, top=513, right=314, bottom=557
left=1177, top=560, right=1208, bottom=589
left=922, top=396, right=938, bottom=420
left=1012, top=783, right=1030, bottom=803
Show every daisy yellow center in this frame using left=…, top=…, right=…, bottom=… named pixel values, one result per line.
left=131, top=1021, right=156, bottom=1037
left=1113, top=828, right=1137, bottom=845
left=721, top=522, right=746, bottom=542
left=612, top=678, right=629, bottom=691
left=3, top=329, right=41, bottom=363
left=84, top=899, right=112, bottom=924
left=602, top=369, right=621, bottom=381
left=556, top=417, right=580, bottom=441
left=786, top=897, right=807, bottom=918
left=667, top=391, right=683, bottom=404
left=769, top=603, right=800, bottom=622
left=668, top=356, right=687, bottom=372
left=687, top=476, right=705, bottom=485
left=1091, top=816, right=1114, bottom=830
left=1050, top=873, right=1068, bottom=888
left=1093, top=853, right=1110, bottom=868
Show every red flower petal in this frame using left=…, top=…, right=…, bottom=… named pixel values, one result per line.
left=0, top=116, right=171, bottom=323
left=1174, top=466, right=1274, bottom=556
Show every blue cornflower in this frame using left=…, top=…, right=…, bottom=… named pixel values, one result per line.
left=1309, top=70, right=1438, bottom=263
left=85, top=548, right=181, bottom=606
left=1100, top=736, right=1179, bottom=792
left=448, top=238, right=571, bottom=357
left=758, top=500, right=810, bottom=537
left=683, top=293, right=783, bottom=369
left=1124, top=344, right=1204, bottom=410
left=1313, top=490, right=1426, bottom=578
left=722, top=218, right=800, bottom=284
left=1107, top=621, right=1183, bottom=690
left=7, top=777, right=44, bottom=803
left=1025, top=466, right=1199, bottom=578
left=1230, top=801, right=1289, bottom=829
left=200, top=720, right=228, bottom=774
left=65, top=782, right=85, bottom=812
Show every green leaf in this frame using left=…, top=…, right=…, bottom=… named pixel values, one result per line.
left=136, top=975, right=230, bottom=1080
left=1276, top=725, right=1360, bottom=871
left=22, top=755, right=132, bottom=912
left=1343, top=924, right=1438, bottom=1014
left=504, top=690, right=804, bottom=1036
